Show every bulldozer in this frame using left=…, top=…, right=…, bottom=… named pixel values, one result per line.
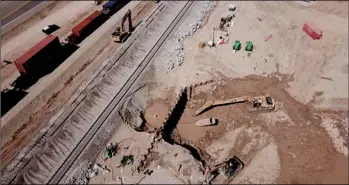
left=195, top=95, right=275, bottom=116
left=112, top=9, right=133, bottom=43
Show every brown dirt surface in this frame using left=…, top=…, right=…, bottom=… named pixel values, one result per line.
left=0, top=1, right=155, bottom=172
left=145, top=73, right=348, bottom=184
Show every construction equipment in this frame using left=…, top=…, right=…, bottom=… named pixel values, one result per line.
left=104, top=142, right=119, bottom=160
left=233, top=40, right=241, bottom=51
left=206, top=156, right=244, bottom=184
left=245, top=41, right=253, bottom=51
left=112, top=9, right=133, bottom=43
left=195, top=95, right=275, bottom=116
left=220, top=157, right=244, bottom=181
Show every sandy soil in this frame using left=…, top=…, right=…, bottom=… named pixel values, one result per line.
left=1, top=1, right=102, bottom=86
left=45, top=1, right=347, bottom=184
left=0, top=1, right=155, bottom=173
left=89, top=123, right=205, bottom=185
left=143, top=1, right=348, bottom=184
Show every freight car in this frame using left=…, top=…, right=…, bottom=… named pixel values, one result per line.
left=14, top=35, right=61, bottom=77
left=67, top=10, right=106, bottom=44
left=102, top=0, right=129, bottom=15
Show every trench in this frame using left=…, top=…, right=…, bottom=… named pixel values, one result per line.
left=160, top=88, right=209, bottom=167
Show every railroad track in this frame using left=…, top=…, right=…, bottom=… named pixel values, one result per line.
left=1, top=3, right=166, bottom=184
left=8, top=1, right=194, bottom=184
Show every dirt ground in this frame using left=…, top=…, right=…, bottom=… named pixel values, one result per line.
left=89, top=123, right=204, bottom=184
left=148, top=75, right=347, bottom=184
left=142, top=1, right=348, bottom=184
left=1, top=1, right=102, bottom=86
left=0, top=1, right=155, bottom=172
left=6, top=1, right=346, bottom=184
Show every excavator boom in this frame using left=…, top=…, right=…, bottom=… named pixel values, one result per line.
left=195, top=96, right=250, bottom=116
left=120, top=9, right=131, bottom=33
left=195, top=95, right=274, bottom=116
left=112, top=9, right=133, bottom=43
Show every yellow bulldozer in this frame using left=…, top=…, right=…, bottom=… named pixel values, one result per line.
left=195, top=95, right=275, bottom=116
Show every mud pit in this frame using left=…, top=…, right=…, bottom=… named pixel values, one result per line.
left=145, top=74, right=348, bottom=184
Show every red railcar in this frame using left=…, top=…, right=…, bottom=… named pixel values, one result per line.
left=14, top=35, right=61, bottom=76
left=302, top=22, right=322, bottom=40
left=69, top=10, right=105, bottom=44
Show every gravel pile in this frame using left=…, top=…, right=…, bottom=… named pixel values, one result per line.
left=67, top=160, right=93, bottom=184
left=66, top=161, right=110, bottom=184
left=162, top=1, right=217, bottom=72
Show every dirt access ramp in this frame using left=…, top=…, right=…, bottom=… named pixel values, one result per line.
left=0, top=1, right=153, bottom=173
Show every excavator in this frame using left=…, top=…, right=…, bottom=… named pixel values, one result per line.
left=112, top=9, right=133, bottom=43
left=195, top=95, right=275, bottom=116
left=205, top=156, right=244, bottom=184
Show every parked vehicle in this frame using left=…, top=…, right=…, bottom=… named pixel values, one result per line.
left=42, top=24, right=60, bottom=35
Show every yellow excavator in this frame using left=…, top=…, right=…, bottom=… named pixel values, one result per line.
left=112, top=9, right=133, bottom=43
left=195, top=95, right=275, bottom=116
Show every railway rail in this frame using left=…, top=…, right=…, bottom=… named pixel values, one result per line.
left=6, top=1, right=194, bottom=184
left=1, top=3, right=166, bottom=184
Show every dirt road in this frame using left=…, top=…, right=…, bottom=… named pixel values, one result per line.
left=1, top=1, right=154, bottom=177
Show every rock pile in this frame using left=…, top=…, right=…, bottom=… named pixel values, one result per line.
left=163, top=1, right=217, bottom=72
left=67, top=161, right=110, bottom=184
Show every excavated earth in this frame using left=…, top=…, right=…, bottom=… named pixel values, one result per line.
left=145, top=72, right=348, bottom=184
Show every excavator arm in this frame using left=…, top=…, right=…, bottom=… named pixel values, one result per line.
left=120, top=9, right=132, bottom=33
left=195, top=96, right=252, bottom=116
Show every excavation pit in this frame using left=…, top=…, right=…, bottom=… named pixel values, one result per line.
left=143, top=74, right=348, bottom=184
